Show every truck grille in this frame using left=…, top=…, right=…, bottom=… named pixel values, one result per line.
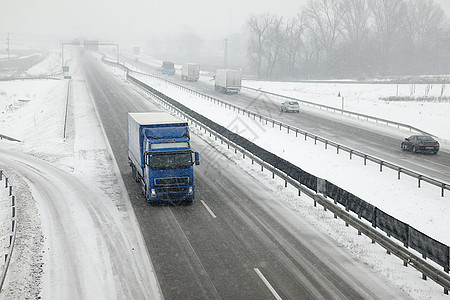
left=157, top=187, right=188, bottom=199
left=155, top=177, right=189, bottom=185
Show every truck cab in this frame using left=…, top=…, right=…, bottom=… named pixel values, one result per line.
left=161, top=61, right=175, bottom=75
left=128, top=112, right=199, bottom=204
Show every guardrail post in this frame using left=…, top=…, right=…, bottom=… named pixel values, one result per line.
left=380, top=161, right=383, bottom=172
left=442, top=184, right=445, bottom=197
left=364, top=155, right=367, bottom=165
left=349, top=150, right=353, bottom=159
left=398, top=168, right=401, bottom=179
left=336, top=145, right=340, bottom=154
left=287, top=126, right=290, bottom=134
left=325, top=140, right=328, bottom=149
left=422, top=254, right=427, bottom=280
left=0, top=170, right=2, bottom=180
left=314, top=136, right=317, bottom=145
left=418, top=175, right=422, bottom=188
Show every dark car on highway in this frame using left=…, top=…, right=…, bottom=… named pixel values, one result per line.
left=401, top=135, right=439, bottom=154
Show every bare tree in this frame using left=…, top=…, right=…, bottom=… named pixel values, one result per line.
left=404, top=0, right=448, bottom=73
left=281, top=18, right=307, bottom=78
left=264, top=16, right=284, bottom=78
left=369, top=0, right=407, bottom=73
left=405, top=0, right=446, bottom=45
left=339, top=0, right=372, bottom=76
left=341, top=0, right=370, bottom=46
left=303, top=0, right=344, bottom=66
left=244, top=0, right=450, bottom=79
left=246, top=14, right=276, bottom=79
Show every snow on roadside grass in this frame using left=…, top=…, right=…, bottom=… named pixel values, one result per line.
left=191, top=123, right=446, bottom=300
left=242, top=80, right=450, bottom=142
left=0, top=52, right=162, bottom=299
left=133, top=73, right=450, bottom=247
left=0, top=80, right=69, bottom=153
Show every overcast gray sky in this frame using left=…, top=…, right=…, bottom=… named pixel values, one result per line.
left=0, top=0, right=305, bottom=41
left=1, top=0, right=450, bottom=42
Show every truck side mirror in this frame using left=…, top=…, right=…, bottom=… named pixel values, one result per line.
left=195, top=152, right=200, bottom=165
left=144, top=152, right=149, bottom=166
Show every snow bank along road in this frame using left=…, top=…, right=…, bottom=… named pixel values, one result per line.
left=122, top=54, right=450, bottom=188
left=81, top=52, right=411, bottom=299
left=0, top=51, right=162, bottom=299
left=0, top=150, right=159, bottom=299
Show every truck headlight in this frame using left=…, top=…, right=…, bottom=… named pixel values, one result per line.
left=151, top=189, right=156, bottom=197
left=188, top=186, right=194, bottom=195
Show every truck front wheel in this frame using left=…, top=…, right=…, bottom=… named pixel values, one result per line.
left=131, top=165, right=138, bottom=182
left=182, top=199, right=193, bottom=206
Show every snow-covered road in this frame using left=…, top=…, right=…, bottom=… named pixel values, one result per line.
left=1, top=48, right=449, bottom=299
left=0, top=53, right=162, bottom=299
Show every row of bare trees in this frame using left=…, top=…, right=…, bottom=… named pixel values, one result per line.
left=246, top=0, right=450, bottom=80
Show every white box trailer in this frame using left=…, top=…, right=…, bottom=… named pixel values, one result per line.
left=214, top=69, right=242, bottom=94
left=181, top=63, right=200, bottom=81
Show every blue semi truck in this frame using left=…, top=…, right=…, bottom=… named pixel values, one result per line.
left=127, top=112, right=199, bottom=204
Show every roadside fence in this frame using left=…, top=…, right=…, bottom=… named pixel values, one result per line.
left=126, top=72, right=450, bottom=295
left=0, top=170, right=17, bottom=291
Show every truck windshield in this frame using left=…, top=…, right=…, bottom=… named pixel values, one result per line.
left=149, top=151, right=192, bottom=170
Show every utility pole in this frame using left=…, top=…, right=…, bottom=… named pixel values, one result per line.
left=224, top=38, right=228, bottom=69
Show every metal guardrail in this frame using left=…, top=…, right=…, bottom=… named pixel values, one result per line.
left=0, top=170, right=17, bottom=291
left=0, top=74, right=61, bottom=82
left=125, top=68, right=449, bottom=198
left=0, top=135, right=20, bottom=142
left=125, top=72, right=450, bottom=295
left=63, top=79, right=71, bottom=139
left=102, top=56, right=450, bottom=284
left=240, top=86, right=435, bottom=137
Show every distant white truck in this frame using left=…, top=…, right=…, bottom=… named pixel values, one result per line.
left=181, top=63, right=200, bottom=81
left=214, top=69, right=242, bottom=94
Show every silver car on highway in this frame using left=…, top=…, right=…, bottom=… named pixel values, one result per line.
left=281, top=100, right=299, bottom=113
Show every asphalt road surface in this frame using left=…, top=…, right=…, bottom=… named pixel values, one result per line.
left=122, top=54, right=450, bottom=187
left=82, top=52, right=410, bottom=299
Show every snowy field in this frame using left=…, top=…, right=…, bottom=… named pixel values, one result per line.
left=133, top=72, right=450, bottom=244
left=241, top=80, right=450, bottom=142
left=0, top=52, right=161, bottom=299
left=0, top=50, right=449, bottom=299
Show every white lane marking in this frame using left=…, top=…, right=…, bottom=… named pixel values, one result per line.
left=200, top=200, right=217, bottom=218
left=254, top=268, right=282, bottom=300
